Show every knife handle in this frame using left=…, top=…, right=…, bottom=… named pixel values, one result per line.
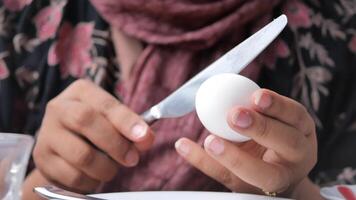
left=141, top=110, right=158, bottom=125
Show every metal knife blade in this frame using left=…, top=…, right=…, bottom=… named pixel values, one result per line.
left=142, top=14, right=288, bottom=123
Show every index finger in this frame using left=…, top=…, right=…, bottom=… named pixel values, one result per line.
left=251, top=89, right=314, bottom=135
left=227, top=107, right=310, bottom=162
left=61, top=79, right=154, bottom=149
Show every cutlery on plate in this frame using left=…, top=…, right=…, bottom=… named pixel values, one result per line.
left=141, top=14, right=288, bottom=124
left=34, top=185, right=105, bottom=200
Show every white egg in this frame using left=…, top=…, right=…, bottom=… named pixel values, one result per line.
left=195, top=73, right=260, bottom=142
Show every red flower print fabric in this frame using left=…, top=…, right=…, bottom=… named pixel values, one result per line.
left=0, top=59, right=9, bottom=80
left=48, top=22, right=94, bottom=78
left=283, top=0, right=312, bottom=29
left=33, top=1, right=66, bottom=41
left=3, top=0, right=32, bottom=11
left=260, top=39, right=290, bottom=69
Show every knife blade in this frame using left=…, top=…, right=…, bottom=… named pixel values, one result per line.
left=142, top=14, right=288, bottom=124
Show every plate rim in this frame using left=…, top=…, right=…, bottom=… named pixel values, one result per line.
left=90, top=191, right=291, bottom=200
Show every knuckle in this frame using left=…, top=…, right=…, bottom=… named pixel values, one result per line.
left=109, top=138, right=129, bottom=160
left=299, top=103, right=308, bottom=114
left=72, top=105, right=95, bottom=128
left=295, top=104, right=308, bottom=130
left=219, top=170, right=234, bottom=187
left=32, top=146, right=44, bottom=166
left=116, top=132, right=131, bottom=147
left=115, top=108, right=138, bottom=132
left=105, top=139, right=119, bottom=154
left=32, top=145, right=42, bottom=161
left=71, top=79, right=92, bottom=90
left=193, top=154, right=207, bottom=169
left=102, top=165, right=118, bottom=181
left=42, top=174, right=59, bottom=187
left=46, top=99, right=60, bottom=112
left=192, top=153, right=203, bottom=165
left=33, top=141, right=50, bottom=166
left=309, top=117, right=316, bottom=130
left=291, top=136, right=304, bottom=152
left=67, top=170, right=86, bottom=186
left=269, top=93, right=283, bottom=113
left=272, top=103, right=283, bottom=117
left=74, top=145, right=94, bottom=166
left=229, top=155, right=243, bottom=170
left=101, top=96, right=120, bottom=112
left=306, top=115, right=316, bottom=135
left=256, top=117, right=270, bottom=139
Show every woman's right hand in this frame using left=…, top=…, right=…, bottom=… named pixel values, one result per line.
left=33, top=79, right=155, bottom=193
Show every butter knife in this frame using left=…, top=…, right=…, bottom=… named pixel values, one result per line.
left=141, top=14, right=288, bottom=124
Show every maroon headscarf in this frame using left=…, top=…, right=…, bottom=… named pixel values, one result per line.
left=90, top=0, right=281, bottom=192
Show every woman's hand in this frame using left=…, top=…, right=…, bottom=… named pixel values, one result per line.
left=175, top=89, right=317, bottom=196
left=33, top=79, right=154, bottom=193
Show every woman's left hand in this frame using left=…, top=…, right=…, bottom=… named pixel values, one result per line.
left=175, top=89, right=317, bottom=196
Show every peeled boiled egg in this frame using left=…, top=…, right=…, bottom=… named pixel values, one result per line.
left=195, top=73, right=260, bottom=142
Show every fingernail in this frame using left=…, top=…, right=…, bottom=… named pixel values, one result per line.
left=254, top=92, right=272, bottom=109
left=131, top=123, right=147, bottom=139
left=125, top=149, right=139, bottom=166
left=232, top=110, right=252, bottom=128
left=205, top=135, right=224, bottom=155
left=175, top=140, right=190, bottom=156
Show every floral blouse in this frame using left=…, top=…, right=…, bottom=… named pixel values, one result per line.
left=0, top=0, right=356, bottom=188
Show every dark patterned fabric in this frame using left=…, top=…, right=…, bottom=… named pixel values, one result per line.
left=0, top=0, right=355, bottom=191
left=0, top=0, right=118, bottom=135
left=261, top=0, right=356, bottom=186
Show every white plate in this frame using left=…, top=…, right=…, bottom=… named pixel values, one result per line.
left=321, top=185, right=356, bottom=200
left=90, top=191, right=291, bottom=200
